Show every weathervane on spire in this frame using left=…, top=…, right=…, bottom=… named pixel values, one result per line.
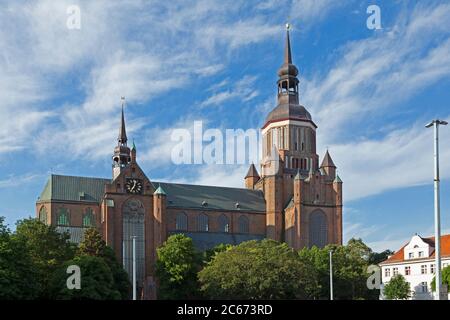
left=121, top=96, right=126, bottom=108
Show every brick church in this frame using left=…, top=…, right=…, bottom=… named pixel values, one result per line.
left=36, top=28, right=343, bottom=298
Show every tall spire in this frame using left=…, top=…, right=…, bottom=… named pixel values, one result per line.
left=118, top=96, right=127, bottom=145
left=284, top=23, right=292, bottom=64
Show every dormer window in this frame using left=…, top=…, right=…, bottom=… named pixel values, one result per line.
left=408, top=252, right=414, bottom=259
left=418, top=251, right=424, bottom=258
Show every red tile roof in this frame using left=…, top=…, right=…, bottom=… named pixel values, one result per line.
left=380, top=234, right=450, bottom=265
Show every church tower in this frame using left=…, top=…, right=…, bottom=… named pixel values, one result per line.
left=249, top=25, right=343, bottom=248
left=112, top=98, right=131, bottom=180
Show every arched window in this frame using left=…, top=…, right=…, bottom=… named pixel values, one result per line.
left=218, top=215, right=230, bottom=233
left=38, top=207, right=47, bottom=224
left=197, top=213, right=209, bottom=232
left=238, top=215, right=249, bottom=234
left=176, top=212, right=188, bottom=231
left=83, top=208, right=95, bottom=227
left=309, top=210, right=328, bottom=248
left=122, top=199, right=145, bottom=287
left=57, top=208, right=69, bottom=226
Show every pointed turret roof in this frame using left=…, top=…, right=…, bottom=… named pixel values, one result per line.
left=294, top=169, right=301, bottom=180
left=245, top=163, right=260, bottom=179
left=154, top=184, right=166, bottom=195
left=284, top=25, right=292, bottom=64
left=118, top=103, right=127, bottom=144
left=334, top=174, right=342, bottom=183
left=321, top=150, right=336, bottom=168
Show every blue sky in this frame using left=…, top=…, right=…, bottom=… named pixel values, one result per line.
left=1, top=0, right=450, bottom=252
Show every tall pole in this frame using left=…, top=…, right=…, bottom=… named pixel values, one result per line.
left=132, top=236, right=137, bottom=300
left=329, top=250, right=334, bottom=300
left=426, top=119, right=447, bottom=300
left=434, top=122, right=441, bottom=300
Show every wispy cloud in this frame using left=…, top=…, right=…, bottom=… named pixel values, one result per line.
left=200, top=75, right=259, bottom=107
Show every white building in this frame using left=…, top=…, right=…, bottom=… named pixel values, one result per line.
left=380, top=234, right=450, bottom=300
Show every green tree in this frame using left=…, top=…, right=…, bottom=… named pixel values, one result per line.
left=13, top=218, right=75, bottom=298
left=199, top=239, right=318, bottom=299
left=78, top=228, right=131, bottom=299
left=50, top=255, right=121, bottom=300
left=298, top=238, right=377, bottom=300
left=431, top=265, right=450, bottom=293
left=156, top=234, right=201, bottom=299
left=0, top=217, right=39, bottom=299
left=383, top=274, right=411, bottom=300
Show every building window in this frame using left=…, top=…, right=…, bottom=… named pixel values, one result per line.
left=82, top=208, right=95, bottom=227
left=218, top=215, right=230, bottom=233
left=238, top=215, right=249, bottom=234
left=408, top=252, right=414, bottom=259
left=309, top=210, right=328, bottom=248
left=197, top=214, right=209, bottom=232
left=405, top=266, right=411, bottom=275
left=38, top=207, right=47, bottom=224
left=122, top=199, right=145, bottom=286
left=393, top=267, right=398, bottom=276
left=421, top=265, right=427, bottom=275
left=176, top=212, right=188, bottom=231
left=385, top=268, right=390, bottom=277
left=420, top=282, right=428, bottom=293
left=431, top=264, right=435, bottom=274
left=57, top=208, right=69, bottom=226
left=418, top=251, right=424, bottom=258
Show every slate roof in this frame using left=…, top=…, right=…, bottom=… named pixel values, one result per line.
left=37, top=174, right=266, bottom=213
left=158, top=182, right=266, bottom=212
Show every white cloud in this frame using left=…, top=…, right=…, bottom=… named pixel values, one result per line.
left=200, top=75, right=259, bottom=107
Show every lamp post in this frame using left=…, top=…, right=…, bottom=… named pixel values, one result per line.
left=426, top=119, right=448, bottom=300
left=131, top=236, right=137, bottom=300
left=329, top=249, right=334, bottom=300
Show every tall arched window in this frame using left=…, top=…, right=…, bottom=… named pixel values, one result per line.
left=83, top=208, right=95, bottom=227
left=122, top=199, right=145, bottom=288
left=197, top=213, right=209, bottom=232
left=176, top=212, right=188, bottom=230
left=38, top=207, right=47, bottom=224
left=218, top=214, right=230, bottom=233
left=57, top=208, right=69, bottom=226
left=309, top=210, right=328, bottom=248
left=238, top=215, right=249, bottom=234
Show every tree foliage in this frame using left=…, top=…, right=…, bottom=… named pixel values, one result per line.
left=383, top=275, right=411, bottom=300
left=198, top=239, right=318, bottom=299
left=431, top=265, right=450, bottom=293
left=77, top=228, right=131, bottom=299
left=51, top=255, right=121, bottom=300
left=298, top=238, right=379, bottom=300
left=0, top=217, right=39, bottom=299
left=13, top=218, right=75, bottom=298
left=156, top=234, right=201, bottom=299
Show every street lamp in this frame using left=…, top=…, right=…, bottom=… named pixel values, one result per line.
left=329, top=249, right=334, bottom=300
left=425, top=119, right=448, bottom=300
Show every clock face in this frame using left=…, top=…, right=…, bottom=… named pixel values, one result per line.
left=125, top=178, right=143, bottom=194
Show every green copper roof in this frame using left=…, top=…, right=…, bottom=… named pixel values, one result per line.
left=38, top=175, right=111, bottom=203
left=37, top=174, right=266, bottom=212
left=334, top=174, right=343, bottom=183
left=154, top=185, right=166, bottom=195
